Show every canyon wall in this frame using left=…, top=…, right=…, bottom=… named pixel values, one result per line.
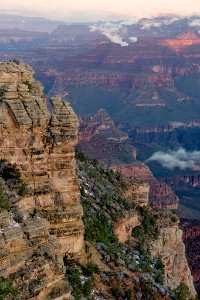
left=181, top=220, right=200, bottom=294
left=148, top=223, right=197, bottom=298
left=113, top=163, right=179, bottom=209
left=0, top=62, right=84, bottom=299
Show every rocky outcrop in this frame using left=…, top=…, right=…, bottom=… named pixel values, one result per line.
left=181, top=219, right=200, bottom=294
left=77, top=109, right=136, bottom=165
left=0, top=28, right=48, bottom=43
left=114, top=211, right=140, bottom=243
left=122, top=178, right=149, bottom=207
left=79, top=108, right=128, bottom=142
left=0, top=210, right=72, bottom=300
left=112, top=163, right=179, bottom=209
left=0, top=62, right=84, bottom=299
left=148, top=223, right=197, bottom=298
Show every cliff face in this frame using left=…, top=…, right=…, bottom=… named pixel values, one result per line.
left=0, top=210, right=72, bottom=300
left=113, top=163, right=179, bottom=209
left=0, top=62, right=84, bottom=299
left=77, top=109, right=136, bottom=165
left=181, top=219, right=200, bottom=294
left=148, top=223, right=196, bottom=298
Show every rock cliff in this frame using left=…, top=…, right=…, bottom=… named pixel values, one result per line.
left=0, top=62, right=84, bottom=299
left=112, top=163, right=179, bottom=209
left=181, top=219, right=200, bottom=294
left=148, top=222, right=197, bottom=298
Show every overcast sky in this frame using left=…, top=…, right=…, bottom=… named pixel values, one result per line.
left=1, top=0, right=200, bottom=22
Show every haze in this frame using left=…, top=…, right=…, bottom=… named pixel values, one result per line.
left=1, top=0, right=200, bottom=22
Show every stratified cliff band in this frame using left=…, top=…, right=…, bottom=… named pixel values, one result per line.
left=0, top=62, right=84, bottom=299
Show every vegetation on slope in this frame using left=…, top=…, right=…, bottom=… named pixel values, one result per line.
left=64, top=151, right=181, bottom=299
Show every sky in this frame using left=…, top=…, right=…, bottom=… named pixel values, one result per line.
left=1, top=0, right=200, bottom=22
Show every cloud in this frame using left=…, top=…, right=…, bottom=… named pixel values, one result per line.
left=90, top=22, right=129, bottom=46
left=90, top=21, right=137, bottom=46
left=103, top=32, right=129, bottom=46
left=120, top=18, right=138, bottom=26
left=169, top=121, right=185, bottom=127
left=129, top=36, right=137, bottom=42
left=139, top=17, right=179, bottom=29
left=146, top=148, right=200, bottom=170
left=189, top=19, right=200, bottom=27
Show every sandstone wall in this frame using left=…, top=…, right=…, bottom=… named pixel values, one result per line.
left=114, top=211, right=140, bottom=243
left=113, top=163, right=179, bottom=209
left=148, top=225, right=196, bottom=298
left=0, top=62, right=84, bottom=299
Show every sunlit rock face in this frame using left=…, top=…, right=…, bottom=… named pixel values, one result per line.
left=0, top=62, right=84, bottom=299
left=149, top=224, right=197, bottom=298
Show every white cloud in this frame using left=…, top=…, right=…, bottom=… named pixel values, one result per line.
left=189, top=19, right=200, bottom=27
left=103, top=32, right=128, bottom=46
left=140, top=17, right=179, bottom=29
left=129, top=36, right=137, bottom=42
left=146, top=148, right=200, bottom=170
left=90, top=22, right=128, bottom=46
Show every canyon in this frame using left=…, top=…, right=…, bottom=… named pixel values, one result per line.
left=0, top=13, right=199, bottom=298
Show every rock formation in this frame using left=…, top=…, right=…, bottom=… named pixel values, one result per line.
left=181, top=219, right=200, bottom=294
left=148, top=222, right=197, bottom=298
left=77, top=108, right=136, bottom=165
left=78, top=108, right=128, bottom=142
left=0, top=62, right=84, bottom=299
left=114, top=211, right=140, bottom=243
left=112, top=163, right=179, bottom=209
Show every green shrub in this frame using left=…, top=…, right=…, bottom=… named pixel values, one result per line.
left=124, top=289, right=133, bottom=300
left=23, top=80, right=33, bottom=92
left=75, top=151, right=87, bottom=162
left=0, top=278, right=18, bottom=300
left=110, top=283, right=121, bottom=298
left=82, top=263, right=100, bottom=277
left=82, top=279, right=92, bottom=297
left=174, top=282, right=191, bottom=300
left=0, top=186, right=10, bottom=210
left=18, top=182, right=27, bottom=197
left=67, top=268, right=82, bottom=300
left=0, top=162, right=21, bottom=182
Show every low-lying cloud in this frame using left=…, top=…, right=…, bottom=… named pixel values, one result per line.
left=90, top=21, right=137, bottom=46
left=146, top=148, right=200, bottom=170
left=140, top=17, right=179, bottom=29
left=189, top=19, right=200, bottom=27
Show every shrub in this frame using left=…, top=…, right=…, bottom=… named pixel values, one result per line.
left=0, top=186, right=10, bottom=210
left=18, top=182, right=27, bottom=197
left=124, top=289, right=133, bottom=300
left=0, top=162, right=21, bottom=182
left=174, top=282, right=191, bottom=300
left=82, top=263, right=100, bottom=277
left=67, top=268, right=82, bottom=300
left=23, top=80, right=33, bottom=92
left=82, top=279, right=92, bottom=297
left=75, top=151, right=87, bottom=162
left=0, top=278, right=18, bottom=300
left=110, top=283, right=121, bottom=298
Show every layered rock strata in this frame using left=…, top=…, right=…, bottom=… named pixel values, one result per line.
left=0, top=62, right=84, bottom=299
left=148, top=223, right=197, bottom=298
left=0, top=210, right=71, bottom=300
left=113, top=163, right=179, bottom=209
